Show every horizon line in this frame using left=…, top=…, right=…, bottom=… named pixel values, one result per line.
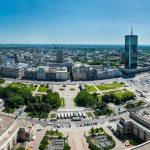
left=0, top=43, right=150, bottom=46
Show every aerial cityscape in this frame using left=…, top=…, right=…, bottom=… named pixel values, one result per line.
left=1, top=0, right=150, bottom=150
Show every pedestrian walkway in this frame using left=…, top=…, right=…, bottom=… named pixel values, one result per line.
left=53, top=84, right=80, bottom=109
left=67, top=131, right=89, bottom=150
left=32, top=84, right=40, bottom=96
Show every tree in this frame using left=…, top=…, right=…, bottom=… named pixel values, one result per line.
left=5, top=95, right=24, bottom=109
left=122, top=91, right=135, bottom=102
left=91, top=127, right=94, bottom=134
left=96, top=101, right=107, bottom=109
left=75, top=90, right=97, bottom=107
left=63, top=144, right=71, bottom=150
left=1, top=87, right=11, bottom=99
left=19, top=89, right=32, bottom=105
left=42, top=92, right=61, bottom=109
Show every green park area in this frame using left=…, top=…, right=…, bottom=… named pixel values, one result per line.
left=61, top=98, right=65, bottom=107
left=39, top=130, right=70, bottom=150
left=75, top=87, right=135, bottom=116
left=0, top=79, right=4, bottom=84
left=50, top=113, right=57, bottom=120
left=0, top=83, right=62, bottom=118
left=85, top=85, right=97, bottom=92
left=96, top=82, right=124, bottom=91
left=89, top=127, right=105, bottom=135
left=125, top=101, right=146, bottom=109
left=87, top=127, right=116, bottom=150
left=38, top=85, right=48, bottom=93
left=103, top=90, right=123, bottom=98
left=10, top=82, right=37, bottom=91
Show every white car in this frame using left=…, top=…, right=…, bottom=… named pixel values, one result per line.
left=47, top=122, right=53, bottom=125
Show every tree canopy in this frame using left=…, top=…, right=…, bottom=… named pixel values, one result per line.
left=75, top=90, right=97, bottom=107
left=0, top=86, right=61, bottom=118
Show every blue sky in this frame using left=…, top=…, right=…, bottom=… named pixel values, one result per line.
left=0, top=0, right=150, bottom=44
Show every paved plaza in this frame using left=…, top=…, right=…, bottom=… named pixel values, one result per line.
left=53, top=84, right=80, bottom=109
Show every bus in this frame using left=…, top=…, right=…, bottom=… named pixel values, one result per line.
left=64, top=113, right=67, bottom=118
left=78, top=112, right=82, bottom=117
left=57, top=113, right=60, bottom=119
left=61, top=113, right=64, bottom=118
left=70, top=112, right=73, bottom=118
left=68, top=112, right=70, bottom=118
left=82, top=112, right=86, bottom=118
left=72, top=117, right=82, bottom=121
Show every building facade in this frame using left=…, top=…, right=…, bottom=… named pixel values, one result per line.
left=117, top=107, right=150, bottom=143
left=56, top=50, right=64, bottom=63
left=125, top=30, right=138, bottom=69
left=0, top=64, right=26, bottom=79
left=0, top=114, right=35, bottom=150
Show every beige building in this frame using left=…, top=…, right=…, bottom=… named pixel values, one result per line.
left=24, top=66, right=68, bottom=81
left=0, top=65, right=24, bottom=79
left=117, top=106, right=150, bottom=143
left=55, top=67, right=68, bottom=81
left=0, top=63, right=28, bottom=79
left=0, top=115, right=19, bottom=150
left=0, top=114, right=35, bottom=150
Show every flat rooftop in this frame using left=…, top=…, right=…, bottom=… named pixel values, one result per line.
left=0, top=114, right=15, bottom=136
left=134, top=107, right=150, bottom=122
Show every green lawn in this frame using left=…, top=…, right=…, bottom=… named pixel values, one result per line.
left=97, top=95, right=102, bottom=102
left=10, top=82, right=37, bottom=91
left=89, top=127, right=105, bottom=135
left=125, top=101, right=146, bottom=109
left=47, top=130, right=63, bottom=137
left=87, top=112, right=93, bottom=117
left=38, top=85, right=48, bottom=92
left=103, top=89, right=133, bottom=99
left=96, top=82, right=124, bottom=91
left=3, top=108, right=15, bottom=113
left=0, top=79, right=4, bottom=84
left=103, top=90, right=123, bottom=98
left=61, top=98, right=65, bottom=107
left=86, top=85, right=97, bottom=92
left=51, top=113, right=56, bottom=119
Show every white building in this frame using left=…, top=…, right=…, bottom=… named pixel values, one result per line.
left=97, top=68, right=122, bottom=79
left=56, top=67, right=68, bottom=81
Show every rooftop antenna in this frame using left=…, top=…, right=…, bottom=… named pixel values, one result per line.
left=131, top=27, right=133, bottom=35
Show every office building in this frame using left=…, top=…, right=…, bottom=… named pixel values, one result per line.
left=125, top=29, right=138, bottom=69
left=56, top=50, right=64, bottom=63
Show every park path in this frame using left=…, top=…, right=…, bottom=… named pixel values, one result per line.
left=65, top=131, right=89, bottom=150
left=102, top=125, right=127, bottom=150
left=32, top=84, right=40, bottom=96
left=88, top=84, right=126, bottom=95
left=93, top=84, right=103, bottom=94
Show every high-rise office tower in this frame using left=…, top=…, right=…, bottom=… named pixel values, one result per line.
left=57, top=49, right=64, bottom=63
left=125, top=29, right=138, bottom=69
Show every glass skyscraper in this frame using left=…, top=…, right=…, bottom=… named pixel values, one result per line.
left=125, top=30, right=138, bottom=69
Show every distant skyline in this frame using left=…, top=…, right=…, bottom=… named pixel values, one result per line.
left=0, top=0, right=150, bottom=44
